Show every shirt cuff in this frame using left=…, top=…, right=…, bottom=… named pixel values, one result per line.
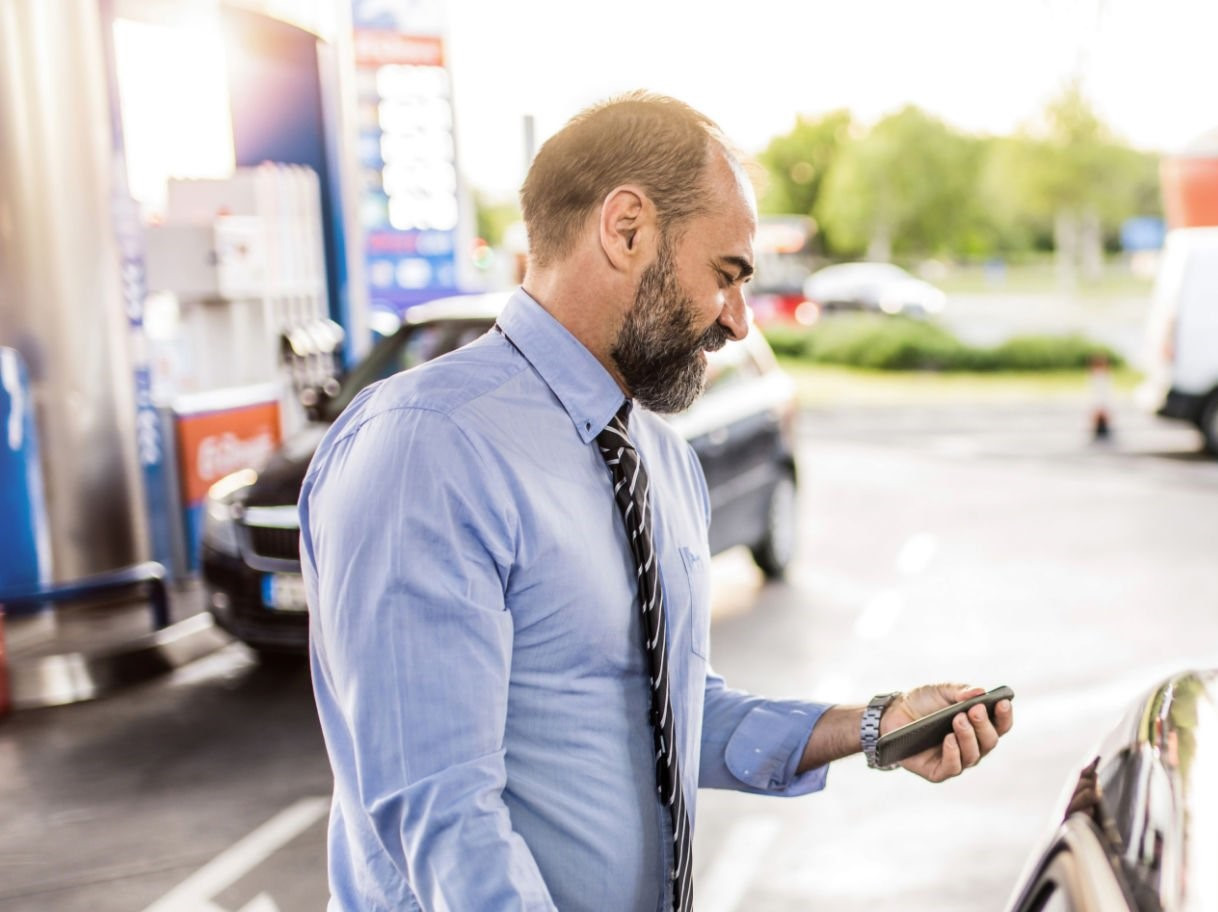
left=724, top=701, right=831, bottom=796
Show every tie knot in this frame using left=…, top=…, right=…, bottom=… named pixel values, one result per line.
left=613, top=401, right=631, bottom=433
left=595, top=402, right=634, bottom=452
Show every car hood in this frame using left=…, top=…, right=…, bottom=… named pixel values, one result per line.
left=243, top=423, right=330, bottom=509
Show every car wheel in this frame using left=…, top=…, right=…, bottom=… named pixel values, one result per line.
left=750, top=472, right=797, bottom=580
left=1200, top=392, right=1218, bottom=456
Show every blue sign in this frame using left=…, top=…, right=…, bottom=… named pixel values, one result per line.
left=353, top=0, right=445, bottom=33
left=1120, top=217, right=1166, bottom=252
left=353, top=10, right=461, bottom=312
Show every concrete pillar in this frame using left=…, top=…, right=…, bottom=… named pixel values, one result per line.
left=0, top=0, right=147, bottom=579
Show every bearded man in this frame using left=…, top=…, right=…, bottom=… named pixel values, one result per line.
left=301, top=92, right=1013, bottom=912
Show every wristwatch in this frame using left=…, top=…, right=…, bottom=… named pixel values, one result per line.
left=861, top=692, right=901, bottom=770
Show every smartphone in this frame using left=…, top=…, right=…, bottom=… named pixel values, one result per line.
left=875, top=685, right=1014, bottom=768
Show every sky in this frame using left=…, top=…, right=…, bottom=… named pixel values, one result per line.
left=440, top=0, right=1218, bottom=197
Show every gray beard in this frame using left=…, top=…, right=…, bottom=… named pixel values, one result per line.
left=611, top=241, right=729, bottom=414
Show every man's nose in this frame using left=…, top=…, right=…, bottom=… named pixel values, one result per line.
left=719, top=286, right=749, bottom=341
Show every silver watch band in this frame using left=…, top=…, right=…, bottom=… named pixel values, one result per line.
left=861, top=692, right=901, bottom=770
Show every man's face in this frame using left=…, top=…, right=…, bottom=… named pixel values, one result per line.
left=610, top=152, right=757, bottom=414
left=610, top=234, right=728, bottom=414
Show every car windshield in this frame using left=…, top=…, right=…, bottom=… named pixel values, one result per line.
left=319, top=317, right=496, bottom=421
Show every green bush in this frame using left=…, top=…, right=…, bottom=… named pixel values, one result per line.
left=761, top=324, right=815, bottom=359
left=804, top=316, right=966, bottom=370
left=987, top=334, right=1123, bottom=371
left=763, top=315, right=1124, bottom=372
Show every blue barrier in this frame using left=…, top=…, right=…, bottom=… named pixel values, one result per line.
left=0, top=561, right=170, bottom=630
left=0, top=347, right=170, bottom=631
left=0, top=347, right=50, bottom=598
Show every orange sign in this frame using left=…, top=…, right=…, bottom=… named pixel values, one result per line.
left=354, top=31, right=444, bottom=67
left=175, top=401, right=280, bottom=505
left=1162, top=157, right=1218, bottom=230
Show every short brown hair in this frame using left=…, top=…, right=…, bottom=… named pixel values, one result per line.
left=520, top=91, right=730, bottom=266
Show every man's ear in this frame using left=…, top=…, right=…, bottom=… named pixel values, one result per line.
left=599, top=185, right=657, bottom=272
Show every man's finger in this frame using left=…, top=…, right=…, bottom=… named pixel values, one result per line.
left=954, top=711, right=982, bottom=767
left=969, top=703, right=1001, bottom=756
left=937, top=732, right=963, bottom=781
left=993, top=699, right=1014, bottom=736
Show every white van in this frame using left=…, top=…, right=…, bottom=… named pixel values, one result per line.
left=1137, top=227, right=1218, bottom=453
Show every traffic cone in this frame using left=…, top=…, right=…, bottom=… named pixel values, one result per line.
left=1089, top=354, right=1112, bottom=442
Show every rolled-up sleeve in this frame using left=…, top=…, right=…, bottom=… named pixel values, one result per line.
left=302, top=404, right=557, bottom=911
left=682, top=440, right=832, bottom=798
left=697, top=669, right=833, bottom=797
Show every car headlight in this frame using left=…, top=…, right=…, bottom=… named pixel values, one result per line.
left=202, top=469, right=257, bottom=556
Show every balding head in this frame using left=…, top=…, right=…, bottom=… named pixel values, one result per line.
left=520, top=92, right=737, bottom=267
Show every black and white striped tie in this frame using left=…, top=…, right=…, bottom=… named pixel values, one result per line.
left=597, top=404, right=693, bottom=912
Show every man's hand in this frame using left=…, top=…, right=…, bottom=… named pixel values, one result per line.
left=881, top=684, right=1014, bottom=783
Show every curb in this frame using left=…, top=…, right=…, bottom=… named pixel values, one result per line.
left=9, top=612, right=232, bottom=710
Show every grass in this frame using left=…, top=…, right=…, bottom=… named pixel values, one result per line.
left=777, top=357, right=1143, bottom=408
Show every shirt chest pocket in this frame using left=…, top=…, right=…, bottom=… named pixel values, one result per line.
left=678, top=546, right=711, bottom=660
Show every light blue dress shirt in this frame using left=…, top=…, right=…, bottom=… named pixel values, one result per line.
left=300, top=289, right=831, bottom=912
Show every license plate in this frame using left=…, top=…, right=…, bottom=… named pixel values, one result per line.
left=261, top=573, right=309, bottom=613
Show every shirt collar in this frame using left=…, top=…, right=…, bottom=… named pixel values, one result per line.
left=497, top=288, right=627, bottom=444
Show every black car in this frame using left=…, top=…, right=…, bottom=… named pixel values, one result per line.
left=1005, top=668, right=1218, bottom=911
left=201, top=293, right=800, bottom=654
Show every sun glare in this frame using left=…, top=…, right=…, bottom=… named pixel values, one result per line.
left=112, top=17, right=236, bottom=217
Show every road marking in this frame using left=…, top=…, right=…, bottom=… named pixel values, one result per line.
left=237, top=894, right=280, bottom=912
left=167, top=643, right=259, bottom=690
left=141, top=797, right=329, bottom=912
left=850, top=533, right=939, bottom=640
left=697, top=815, right=782, bottom=912
left=853, top=589, right=904, bottom=639
left=930, top=436, right=982, bottom=458
left=896, top=532, right=939, bottom=575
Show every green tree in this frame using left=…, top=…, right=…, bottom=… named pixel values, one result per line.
left=473, top=190, right=522, bottom=247
left=757, top=110, right=853, bottom=221
left=977, top=135, right=1056, bottom=255
left=982, top=80, right=1161, bottom=285
left=815, top=106, right=987, bottom=259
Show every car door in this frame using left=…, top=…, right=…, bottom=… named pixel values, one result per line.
left=1006, top=816, right=1134, bottom=912
left=672, top=339, right=793, bottom=557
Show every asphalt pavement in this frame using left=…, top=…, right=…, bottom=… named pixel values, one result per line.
left=2, top=397, right=1216, bottom=912
left=695, top=399, right=1218, bottom=911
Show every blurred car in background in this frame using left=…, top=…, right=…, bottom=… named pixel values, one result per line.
left=1004, top=668, right=1218, bottom=911
left=748, top=214, right=821, bottom=327
left=802, top=262, right=946, bottom=318
left=201, top=293, right=799, bottom=654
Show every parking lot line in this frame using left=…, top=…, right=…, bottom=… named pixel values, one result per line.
left=696, top=815, right=782, bottom=912
left=140, top=797, right=329, bottom=912
left=233, top=894, right=279, bottom=912
left=853, top=588, right=905, bottom=639
left=896, top=532, right=939, bottom=575
left=851, top=532, right=939, bottom=640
